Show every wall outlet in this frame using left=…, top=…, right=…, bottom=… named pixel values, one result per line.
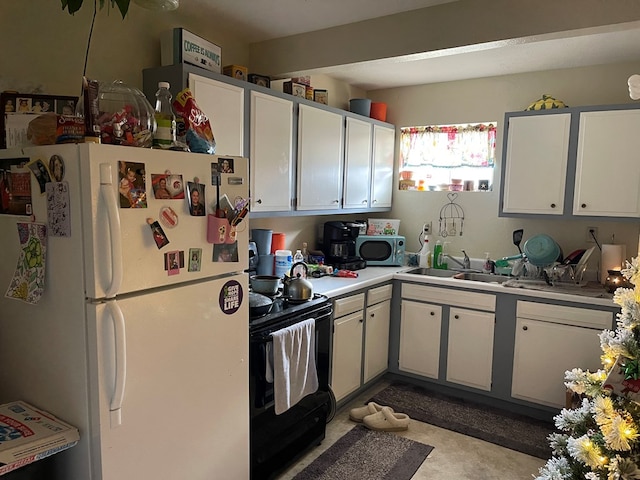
left=423, top=222, right=431, bottom=235
left=586, top=226, right=598, bottom=243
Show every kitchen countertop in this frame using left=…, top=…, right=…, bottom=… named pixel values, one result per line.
left=310, top=266, right=617, bottom=308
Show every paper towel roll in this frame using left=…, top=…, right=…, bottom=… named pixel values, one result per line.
left=601, top=244, right=624, bottom=284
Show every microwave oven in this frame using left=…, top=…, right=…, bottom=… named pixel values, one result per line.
left=355, top=235, right=405, bottom=266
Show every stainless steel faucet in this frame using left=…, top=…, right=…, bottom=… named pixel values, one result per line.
left=445, top=250, right=471, bottom=270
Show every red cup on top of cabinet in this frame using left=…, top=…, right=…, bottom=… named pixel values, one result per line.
left=370, top=102, right=387, bottom=122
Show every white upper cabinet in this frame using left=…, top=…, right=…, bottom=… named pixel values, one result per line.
left=501, top=105, right=640, bottom=220
left=343, top=117, right=372, bottom=209
left=297, top=104, right=344, bottom=210
left=188, top=73, right=244, bottom=156
left=502, top=113, right=570, bottom=215
left=371, top=125, right=395, bottom=208
left=573, top=109, right=640, bottom=217
left=250, top=91, right=293, bottom=212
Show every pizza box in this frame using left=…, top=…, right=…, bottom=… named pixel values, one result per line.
left=0, top=401, right=79, bottom=476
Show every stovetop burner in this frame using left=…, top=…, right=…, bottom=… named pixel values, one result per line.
left=249, top=293, right=330, bottom=330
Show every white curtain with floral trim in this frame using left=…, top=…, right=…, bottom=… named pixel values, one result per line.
left=400, top=124, right=497, bottom=168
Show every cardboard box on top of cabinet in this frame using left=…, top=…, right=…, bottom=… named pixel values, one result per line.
left=0, top=401, right=79, bottom=476
left=161, top=28, right=221, bottom=73
left=283, top=82, right=306, bottom=98
left=223, top=65, right=248, bottom=81
left=248, top=74, right=271, bottom=88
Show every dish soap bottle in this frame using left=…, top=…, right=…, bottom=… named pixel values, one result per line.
left=433, top=240, right=443, bottom=269
left=418, top=235, right=431, bottom=268
left=441, top=242, right=449, bottom=270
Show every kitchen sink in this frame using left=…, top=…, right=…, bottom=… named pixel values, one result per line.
left=406, top=268, right=459, bottom=277
left=452, top=272, right=510, bottom=284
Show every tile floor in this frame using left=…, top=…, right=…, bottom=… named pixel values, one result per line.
left=276, top=380, right=547, bottom=480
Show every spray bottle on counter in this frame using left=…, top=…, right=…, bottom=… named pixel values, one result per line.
left=418, top=235, right=431, bottom=268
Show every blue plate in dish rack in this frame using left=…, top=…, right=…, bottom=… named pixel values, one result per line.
left=523, top=234, right=562, bottom=267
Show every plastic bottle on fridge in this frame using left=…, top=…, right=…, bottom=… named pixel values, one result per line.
left=153, top=82, right=177, bottom=149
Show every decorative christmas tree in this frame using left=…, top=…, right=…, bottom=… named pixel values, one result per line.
left=535, top=257, right=640, bottom=479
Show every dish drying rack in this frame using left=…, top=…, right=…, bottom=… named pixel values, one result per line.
left=439, top=193, right=465, bottom=237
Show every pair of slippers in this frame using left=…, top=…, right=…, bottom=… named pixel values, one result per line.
left=349, top=402, right=410, bottom=432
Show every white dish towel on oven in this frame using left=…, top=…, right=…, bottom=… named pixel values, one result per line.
left=266, top=318, right=318, bottom=414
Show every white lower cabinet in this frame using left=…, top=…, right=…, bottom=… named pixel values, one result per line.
left=446, top=307, right=494, bottom=391
left=363, top=288, right=392, bottom=383
left=331, top=284, right=392, bottom=402
left=399, top=283, right=495, bottom=390
left=332, top=309, right=364, bottom=402
left=511, top=301, right=613, bottom=408
left=399, top=300, right=442, bottom=378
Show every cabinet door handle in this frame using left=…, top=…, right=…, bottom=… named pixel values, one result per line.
left=522, top=325, right=528, bottom=331
left=581, top=203, right=587, bottom=209
left=430, top=311, right=435, bottom=316
left=550, top=203, right=556, bottom=208
left=359, top=318, right=364, bottom=323
left=256, top=198, right=262, bottom=204
left=333, top=199, right=339, bottom=204
left=372, top=199, right=377, bottom=204
left=370, top=313, right=375, bottom=318
left=454, top=314, right=459, bottom=319
left=362, top=199, right=367, bottom=204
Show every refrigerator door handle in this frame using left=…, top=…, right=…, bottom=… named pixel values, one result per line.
left=100, top=163, right=124, bottom=299
left=105, top=299, right=127, bottom=428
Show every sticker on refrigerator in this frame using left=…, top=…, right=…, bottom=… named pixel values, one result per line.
left=46, top=181, right=71, bottom=237
left=0, top=158, right=31, bottom=215
left=219, top=279, right=243, bottom=315
left=118, top=161, right=147, bottom=208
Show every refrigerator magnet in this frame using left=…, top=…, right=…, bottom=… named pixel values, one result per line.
left=186, top=181, right=205, bottom=216
left=159, top=206, right=178, bottom=228
left=164, top=250, right=184, bottom=275
left=26, top=158, right=52, bottom=194
left=188, top=248, right=202, bottom=272
left=48, top=154, right=65, bottom=182
left=148, top=219, right=169, bottom=249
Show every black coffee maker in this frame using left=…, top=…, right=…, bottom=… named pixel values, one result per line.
left=323, top=221, right=367, bottom=270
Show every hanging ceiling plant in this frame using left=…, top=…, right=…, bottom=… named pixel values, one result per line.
left=60, top=0, right=131, bottom=19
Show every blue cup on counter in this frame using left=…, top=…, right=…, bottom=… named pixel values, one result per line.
left=251, top=229, right=273, bottom=256
left=257, top=254, right=274, bottom=275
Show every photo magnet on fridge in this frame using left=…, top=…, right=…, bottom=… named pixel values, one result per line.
left=26, top=158, right=52, bottom=194
left=149, top=220, right=169, bottom=249
left=187, top=181, right=205, bottom=216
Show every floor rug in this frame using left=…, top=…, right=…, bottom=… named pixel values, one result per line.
left=292, top=424, right=434, bottom=480
left=369, top=382, right=554, bottom=459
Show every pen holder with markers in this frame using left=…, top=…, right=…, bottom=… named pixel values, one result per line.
left=207, top=215, right=232, bottom=244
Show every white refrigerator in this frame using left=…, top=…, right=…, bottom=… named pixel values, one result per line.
left=0, top=143, right=250, bottom=479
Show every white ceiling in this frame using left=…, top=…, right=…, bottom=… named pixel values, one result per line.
left=178, top=0, right=640, bottom=91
